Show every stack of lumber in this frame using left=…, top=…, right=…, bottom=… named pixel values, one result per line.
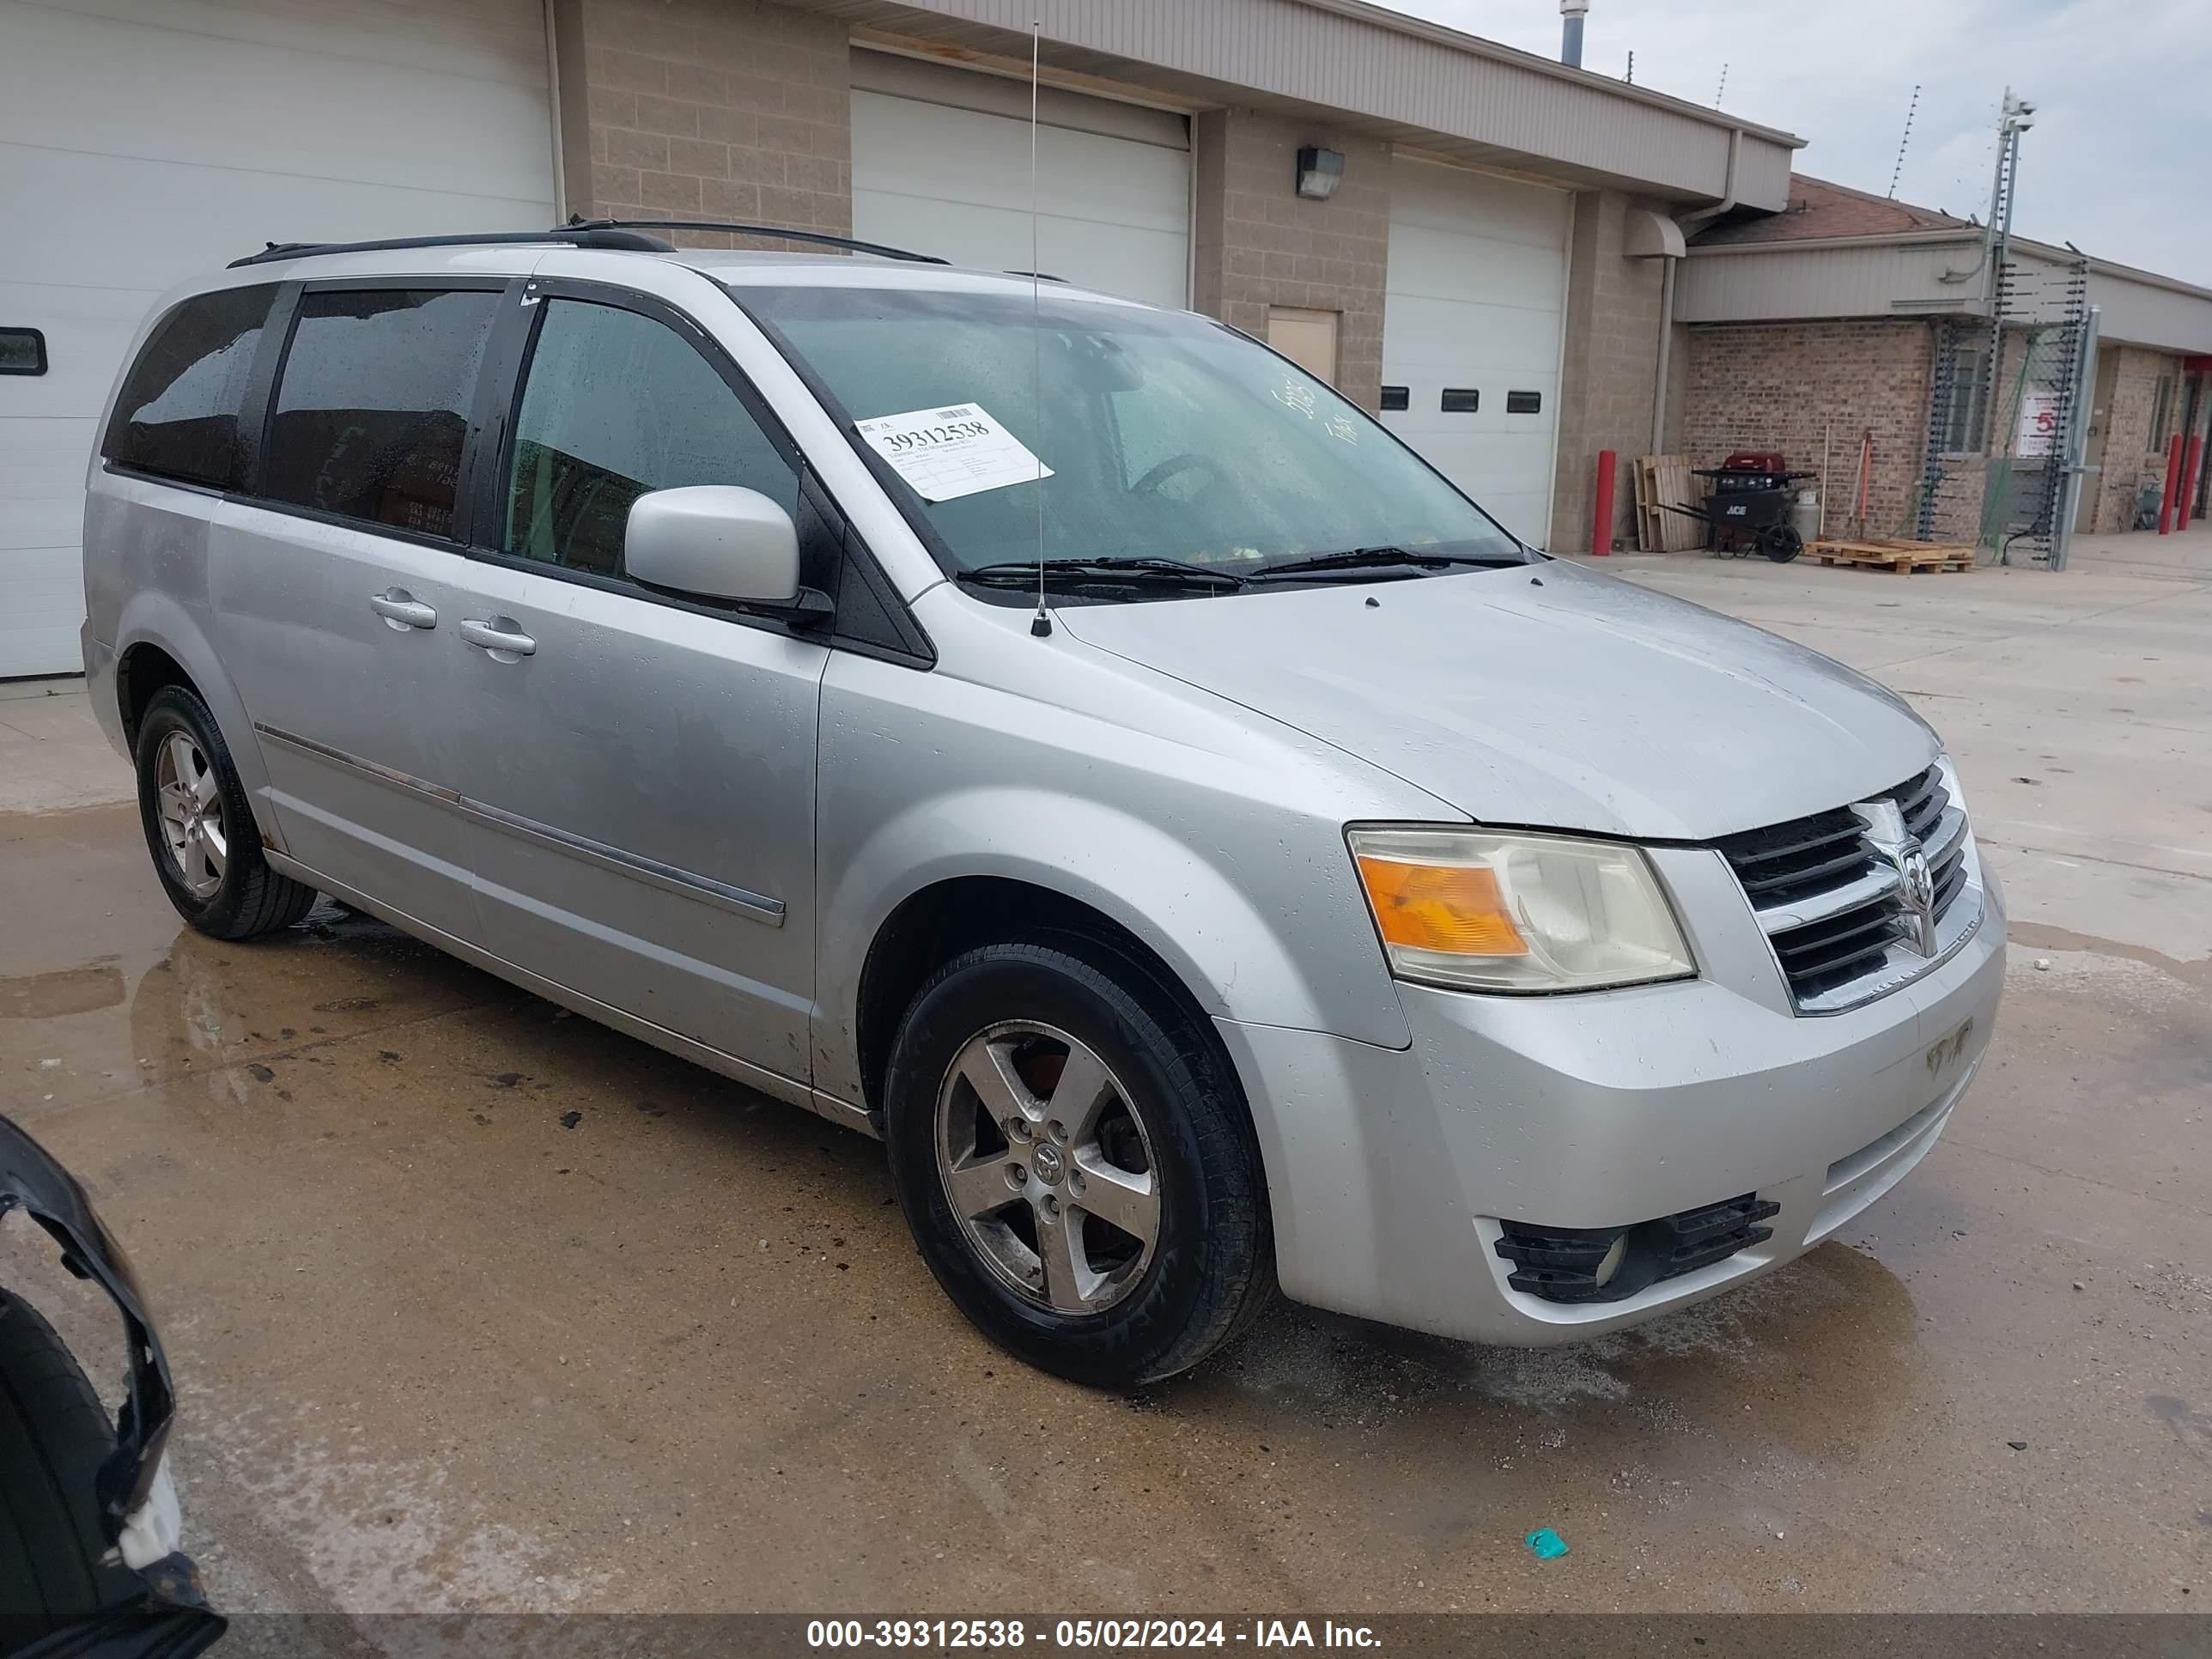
left=1811, top=538, right=1974, bottom=574
left=1630, top=455, right=1705, bottom=552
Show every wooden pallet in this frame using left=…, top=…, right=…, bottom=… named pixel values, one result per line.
left=1812, top=538, right=1974, bottom=574
left=1631, top=454, right=1706, bottom=552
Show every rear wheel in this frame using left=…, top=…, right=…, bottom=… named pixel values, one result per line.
left=882, top=939, right=1273, bottom=1387
left=0, top=1292, right=141, bottom=1650
left=133, top=687, right=318, bottom=939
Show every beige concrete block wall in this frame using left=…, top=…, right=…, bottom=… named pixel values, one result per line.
left=2095, top=345, right=2180, bottom=533
left=1191, top=110, right=1390, bottom=411
left=553, top=0, right=850, bottom=248
left=1678, top=319, right=1936, bottom=541
left=1551, top=191, right=1666, bottom=556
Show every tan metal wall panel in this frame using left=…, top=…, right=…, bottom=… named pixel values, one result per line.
left=1676, top=241, right=1986, bottom=322
left=1735, top=140, right=1793, bottom=216
left=2086, top=269, right=2212, bottom=354
left=1680, top=238, right=2212, bottom=356
left=799, top=0, right=1794, bottom=204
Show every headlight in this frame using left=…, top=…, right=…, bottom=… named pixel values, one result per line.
left=1347, top=826, right=1694, bottom=993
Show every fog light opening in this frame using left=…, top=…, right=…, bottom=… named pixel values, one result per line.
left=1592, top=1231, right=1628, bottom=1288
left=1495, top=1194, right=1780, bottom=1304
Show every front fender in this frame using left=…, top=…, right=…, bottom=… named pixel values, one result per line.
left=812, top=783, right=1414, bottom=1109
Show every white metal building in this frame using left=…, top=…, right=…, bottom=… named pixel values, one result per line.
left=1, top=0, right=1801, bottom=677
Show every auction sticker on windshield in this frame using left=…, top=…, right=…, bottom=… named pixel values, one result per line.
left=855, top=403, right=1054, bottom=502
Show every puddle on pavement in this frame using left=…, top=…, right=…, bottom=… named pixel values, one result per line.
left=1151, top=1237, right=1918, bottom=1486
left=0, top=960, right=125, bottom=1018
left=2008, top=921, right=2212, bottom=988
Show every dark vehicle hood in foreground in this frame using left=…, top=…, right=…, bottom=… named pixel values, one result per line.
left=3, top=1115, right=223, bottom=1658
left=1054, top=561, right=1937, bottom=841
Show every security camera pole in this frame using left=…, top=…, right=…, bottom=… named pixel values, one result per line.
left=1977, top=88, right=2036, bottom=458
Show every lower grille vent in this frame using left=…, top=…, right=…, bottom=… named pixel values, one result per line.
left=1495, top=1194, right=1780, bottom=1304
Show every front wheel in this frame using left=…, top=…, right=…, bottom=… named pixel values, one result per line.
left=881, top=939, right=1273, bottom=1387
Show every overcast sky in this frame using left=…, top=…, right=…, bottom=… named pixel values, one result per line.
left=1379, top=0, right=2211, bottom=279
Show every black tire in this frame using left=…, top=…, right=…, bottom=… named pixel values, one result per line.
left=1762, top=524, right=1805, bottom=562
left=134, top=685, right=318, bottom=940
left=882, top=938, right=1274, bottom=1388
left=0, top=1293, right=141, bottom=1651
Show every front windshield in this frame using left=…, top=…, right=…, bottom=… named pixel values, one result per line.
left=738, top=283, right=1525, bottom=582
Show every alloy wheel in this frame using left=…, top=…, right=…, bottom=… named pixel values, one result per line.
left=154, top=732, right=227, bottom=900
left=934, top=1020, right=1161, bottom=1315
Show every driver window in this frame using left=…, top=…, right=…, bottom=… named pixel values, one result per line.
left=502, top=299, right=799, bottom=578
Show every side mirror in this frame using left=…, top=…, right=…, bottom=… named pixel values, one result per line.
left=625, top=486, right=801, bottom=605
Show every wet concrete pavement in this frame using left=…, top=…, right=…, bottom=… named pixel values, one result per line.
left=3, top=544, right=2209, bottom=1620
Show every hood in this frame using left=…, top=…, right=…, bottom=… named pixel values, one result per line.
left=1052, top=562, right=1937, bottom=842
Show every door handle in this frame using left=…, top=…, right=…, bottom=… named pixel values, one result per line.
left=370, top=589, right=437, bottom=630
left=459, top=617, right=537, bottom=658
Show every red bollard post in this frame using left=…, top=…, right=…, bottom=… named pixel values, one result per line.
left=2179, top=433, right=2204, bottom=531
left=2158, top=433, right=2184, bottom=533
left=1590, top=449, right=1617, bottom=556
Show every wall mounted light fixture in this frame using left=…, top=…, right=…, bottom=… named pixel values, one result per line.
left=1295, top=146, right=1345, bottom=201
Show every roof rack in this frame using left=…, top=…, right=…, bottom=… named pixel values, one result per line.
left=228, top=226, right=675, bottom=269
left=563, top=217, right=947, bottom=264
left=229, top=219, right=947, bottom=271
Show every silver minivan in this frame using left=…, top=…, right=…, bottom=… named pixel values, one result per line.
left=82, top=227, right=2004, bottom=1386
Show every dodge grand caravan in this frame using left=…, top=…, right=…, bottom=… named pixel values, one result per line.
left=82, top=224, right=2003, bottom=1387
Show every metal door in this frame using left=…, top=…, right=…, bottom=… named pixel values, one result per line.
left=214, top=282, right=508, bottom=943
left=444, top=285, right=828, bottom=1083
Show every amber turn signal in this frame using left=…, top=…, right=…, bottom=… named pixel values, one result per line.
left=1353, top=855, right=1530, bottom=957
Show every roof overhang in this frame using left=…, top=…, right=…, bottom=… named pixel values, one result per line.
left=1680, top=227, right=2212, bottom=353
left=789, top=0, right=1801, bottom=207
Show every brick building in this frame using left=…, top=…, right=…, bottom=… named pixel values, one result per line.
left=1670, top=177, right=2212, bottom=547
left=11, top=3, right=2211, bottom=677
left=4, top=0, right=1799, bottom=676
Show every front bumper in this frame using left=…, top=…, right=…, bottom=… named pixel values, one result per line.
left=1221, top=851, right=2006, bottom=1346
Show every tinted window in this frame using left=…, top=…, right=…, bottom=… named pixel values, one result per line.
left=502, top=300, right=798, bottom=578
left=102, top=285, right=276, bottom=488
left=263, top=289, right=499, bottom=538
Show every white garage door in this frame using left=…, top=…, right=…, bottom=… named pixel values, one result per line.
left=0, top=0, right=556, bottom=678
left=1381, top=156, right=1570, bottom=547
left=851, top=53, right=1189, bottom=310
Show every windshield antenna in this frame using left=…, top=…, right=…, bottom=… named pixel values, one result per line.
left=1028, top=20, right=1051, bottom=638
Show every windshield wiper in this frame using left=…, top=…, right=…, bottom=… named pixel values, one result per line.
left=957, top=556, right=1248, bottom=591
left=1247, top=545, right=1524, bottom=581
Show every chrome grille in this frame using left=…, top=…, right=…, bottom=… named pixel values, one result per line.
left=1717, top=763, right=1978, bottom=1012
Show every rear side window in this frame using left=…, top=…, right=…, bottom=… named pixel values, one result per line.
left=102, top=285, right=277, bottom=489
left=262, top=288, right=500, bottom=539
left=501, top=299, right=799, bottom=578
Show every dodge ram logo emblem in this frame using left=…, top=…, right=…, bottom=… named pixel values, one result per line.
left=1856, top=800, right=1940, bottom=957
left=1894, top=844, right=1937, bottom=955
